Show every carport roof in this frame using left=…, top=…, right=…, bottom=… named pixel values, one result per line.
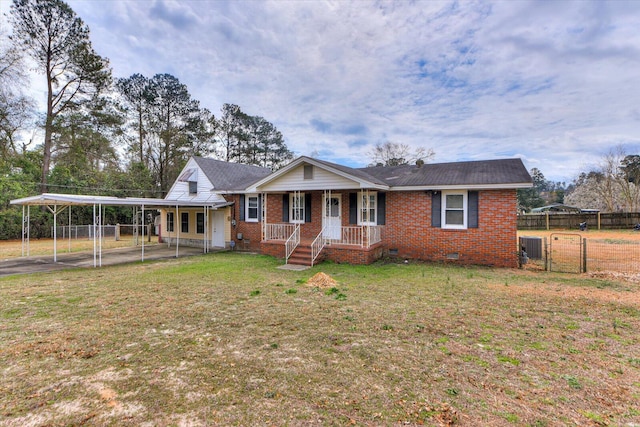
left=10, top=193, right=233, bottom=209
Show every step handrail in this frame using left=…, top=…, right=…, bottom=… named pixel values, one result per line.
left=285, top=224, right=300, bottom=264
left=310, top=226, right=327, bottom=266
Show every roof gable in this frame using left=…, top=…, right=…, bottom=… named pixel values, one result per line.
left=193, top=157, right=272, bottom=191
left=246, top=156, right=389, bottom=192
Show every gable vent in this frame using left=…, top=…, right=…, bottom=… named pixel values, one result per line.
left=303, top=164, right=313, bottom=180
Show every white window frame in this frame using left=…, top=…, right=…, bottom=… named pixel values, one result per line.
left=441, top=190, right=467, bottom=229
left=246, top=195, right=259, bottom=223
left=357, top=191, right=377, bottom=225
left=289, top=193, right=305, bottom=224
left=188, top=180, right=198, bottom=195
left=166, top=212, right=174, bottom=232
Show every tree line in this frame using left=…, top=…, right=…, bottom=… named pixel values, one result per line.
left=518, top=148, right=640, bottom=214
left=2, top=0, right=293, bottom=195
left=1, top=0, right=295, bottom=238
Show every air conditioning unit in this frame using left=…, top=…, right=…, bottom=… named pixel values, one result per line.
left=520, top=237, right=543, bottom=260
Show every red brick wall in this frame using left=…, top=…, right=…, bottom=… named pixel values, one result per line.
left=233, top=189, right=518, bottom=268
left=324, top=243, right=384, bottom=264
left=228, top=194, right=262, bottom=251
left=383, top=190, right=518, bottom=268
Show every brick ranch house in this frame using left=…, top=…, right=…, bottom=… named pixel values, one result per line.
left=159, top=156, right=532, bottom=267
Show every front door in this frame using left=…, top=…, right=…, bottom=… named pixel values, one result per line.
left=323, top=195, right=341, bottom=240
left=212, top=211, right=226, bottom=248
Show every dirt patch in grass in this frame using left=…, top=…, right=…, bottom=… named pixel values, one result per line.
left=1, top=253, right=639, bottom=426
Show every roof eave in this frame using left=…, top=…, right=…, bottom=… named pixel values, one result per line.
left=388, top=182, right=533, bottom=191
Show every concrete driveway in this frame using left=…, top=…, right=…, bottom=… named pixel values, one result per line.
left=0, top=245, right=218, bottom=278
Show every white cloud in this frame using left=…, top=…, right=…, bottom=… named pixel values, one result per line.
left=7, top=0, right=640, bottom=182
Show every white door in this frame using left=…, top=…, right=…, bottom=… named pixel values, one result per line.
left=323, top=195, right=341, bottom=240
left=212, top=211, right=226, bottom=247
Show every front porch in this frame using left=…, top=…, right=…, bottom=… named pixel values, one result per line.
left=261, top=222, right=384, bottom=266
left=241, top=160, right=389, bottom=265
left=260, top=229, right=383, bottom=266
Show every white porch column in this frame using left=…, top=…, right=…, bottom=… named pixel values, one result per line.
left=203, top=206, right=207, bottom=254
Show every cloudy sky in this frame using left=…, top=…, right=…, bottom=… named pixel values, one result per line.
left=5, top=0, right=640, bottom=182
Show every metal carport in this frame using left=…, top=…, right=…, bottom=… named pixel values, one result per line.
left=10, top=193, right=232, bottom=267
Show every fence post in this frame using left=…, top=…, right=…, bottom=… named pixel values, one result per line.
left=544, top=237, right=549, bottom=271
left=582, top=238, right=587, bottom=273
left=115, top=224, right=120, bottom=241
left=545, top=212, right=549, bottom=230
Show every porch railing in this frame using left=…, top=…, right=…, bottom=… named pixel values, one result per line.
left=368, top=225, right=382, bottom=246
left=265, top=223, right=297, bottom=241
left=333, top=225, right=383, bottom=247
left=339, top=226, right=364, bottom=246
left=285, top=224, right=300, bottom=263
left=310, top=227, right=327, bottom=266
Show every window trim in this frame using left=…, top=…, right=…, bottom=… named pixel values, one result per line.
left=188, top=181, right=198, bottom=195
left=441, top=190, right=468, bottom=229
left=166, top=212, right=174, bottom=232
left=289, top=193, right=305, bottom=224
left=245, top=194, right=259, bottom=223
left=181, top=212, right=189, bottom=233
left=357, top=191, right=377, bottom=225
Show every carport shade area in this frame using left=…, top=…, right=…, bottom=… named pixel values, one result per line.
left=10, top=193, right=232, bottom=268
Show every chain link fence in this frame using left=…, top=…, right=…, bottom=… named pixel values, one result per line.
left=52, top=224, right=153, bottom=243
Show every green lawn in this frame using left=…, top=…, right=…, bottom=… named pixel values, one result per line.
left=1, top=253, right=639, bottom=426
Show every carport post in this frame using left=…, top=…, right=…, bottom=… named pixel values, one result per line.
left=21, top=206, right=25, bottom=257
left=99, top=203, right=103, bottom=267
left=27, top=205, right=30, bottom=257
left=141, top=204, right=145, bottom=262
left=53, top=204, right=57, bottom=262
left=68, top=206, right=71, bottom=253
left=175, top=205, right=180, bottom=258
left=93, top=204, right=97, bottom=268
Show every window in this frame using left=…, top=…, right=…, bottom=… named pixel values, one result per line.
left=246, top=195, right=259, bottom=222
left=290, top=193, right=305, bottom=223
left=181, top=212, right=189, bottom=233
left=442, top=191, right=467, bottom=229
left=358, top=192, right=377, bottom=225
left=166, top=212, right=174, bottom=232
left=189, top=181, right=197, bottom=195
left=196, top=212, right=204, bottom=234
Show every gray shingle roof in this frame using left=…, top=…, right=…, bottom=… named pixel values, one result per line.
left=309, top=157, right=388, bottom=186
left=193, top=157, right=272, bottom=191
left=360, top=158, right=532, bottom=187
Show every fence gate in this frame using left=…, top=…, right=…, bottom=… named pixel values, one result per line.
left=549, top=233, right=584, bottom=273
